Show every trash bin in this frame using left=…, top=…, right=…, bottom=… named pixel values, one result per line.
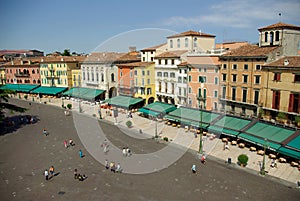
left=227, top=157, right=231, bottom=164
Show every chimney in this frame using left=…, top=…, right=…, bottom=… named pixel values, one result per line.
left=284, top=59, right=289, bottom=66
left=20, top=59, right=23, bottom=65
left=61, top=57, right=64, bottom=61
left=129, top=46, right=136, bottom=52
left=11, top=60, right=14, bottom=65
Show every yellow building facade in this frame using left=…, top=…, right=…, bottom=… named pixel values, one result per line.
left=0, top=67, right=6, bottom=85
left=40, top=56, right=85, bottom=88
left=71, top=69, right=82, bottom=87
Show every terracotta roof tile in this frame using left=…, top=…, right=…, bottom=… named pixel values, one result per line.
left=220, top=44, right=279, bottom=58
left=263, top=56, right=300, bottom=68
left=1, top=57, right=41, bottom=66
left=40, top=56, right=87, bottom=63
left=117, top=62, right=154, bottom=67
left=141, top=43, right=167, bottom=51
left=84, top=52, right=126, bottom=63
left=258, top=22, right=300, bottom=31
left=155, top=50, right=187, bottom=58
left=167, top=30, right=215, bottom=38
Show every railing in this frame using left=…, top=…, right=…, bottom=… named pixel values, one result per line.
left=14, top=73, right=30, bottom=77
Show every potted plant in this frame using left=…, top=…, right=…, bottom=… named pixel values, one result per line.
left=126, top=120, right=132, bottom=128
left=67, top=103, right=72, bottom=110
left=277, top=112, right=287, bottom=124
left=237, top=154, right=248, bottom=167
left=258, top=108, right=264, bottom=119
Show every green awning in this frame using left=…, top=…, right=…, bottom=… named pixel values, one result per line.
left=31, top=86, right=68, bottom=95
left=222, top=128, right=240, bottom=137
left=244, top=122, right=295, bottom=143
left=138, top=108, right=160, bottom=117
left=104, top=95, right=144, bottom=109
left=214, top=116, right=251, bottom=130
left=0, top=84, right=39, bottom=93
left=190, top=121, right=208, bottom=128
left=63, top=87, right=105, bottom=100
left=278, top=147, right=300, bottom=160
left=286, top=135, right=300, bottom=150
left=207, top=125, right=223, bottom=134
left=238, top=133, right=281, bottom=151
left=143, top=102, right=177, bottom=114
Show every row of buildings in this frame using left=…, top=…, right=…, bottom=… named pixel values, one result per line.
left=1, top=22, right=300, bottom=124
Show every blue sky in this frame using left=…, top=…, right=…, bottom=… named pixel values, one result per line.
left=1, top=0, right=300, bottom=54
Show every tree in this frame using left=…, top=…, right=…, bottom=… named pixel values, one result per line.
left=62, top=49, right=71, bottom=56
left=0, top=89, right=26, bottom=122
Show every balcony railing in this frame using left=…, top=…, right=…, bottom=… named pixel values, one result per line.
left=14, top=73, right=30, bottom=77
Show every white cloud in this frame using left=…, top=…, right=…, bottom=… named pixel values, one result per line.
left=161, top=0, right=300, bottom=29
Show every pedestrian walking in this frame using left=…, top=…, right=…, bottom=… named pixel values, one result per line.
left=74, top=169, right=78, bottom=179
left=79, top=149, right=83, bottom=158
left=49, top=166, right=55, bottom=178
left=110, top=162, right=116, bottom=173
left=64, top=140, right=69, bottom=148
left=105, top=159, right=109, bottom=170
left=126, top=147, right=131, bottom=156
left=191, top=164, right=197, bottom=174
left=116, top=163, right=122, bottom=173
left=43, top=128, right=48, bottom=136
left=122, top=148, right=127, bottom=157
left=101, top=139, right=109, bottom=154
left=44, top=169, right=49, bottom=180
left=69, top=138, right=74, bottom=146
left=201, top=155, right=206, bottom=164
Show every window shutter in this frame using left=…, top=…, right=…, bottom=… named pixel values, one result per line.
left=288, top=93, right=294, bottom=112
left=272, top=91, right=276, bottom=109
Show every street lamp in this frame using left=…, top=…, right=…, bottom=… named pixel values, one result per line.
left=155, top=116, right=158, bottom=138
left=197, top=93, right=205, bottom=154
left=260, top=138, right=269, bottom=175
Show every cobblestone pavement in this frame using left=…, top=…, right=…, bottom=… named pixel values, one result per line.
left=0, top=98, right=299, bottom=201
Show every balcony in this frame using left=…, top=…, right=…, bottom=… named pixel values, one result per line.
left=14, top=73, right=30, bottom=77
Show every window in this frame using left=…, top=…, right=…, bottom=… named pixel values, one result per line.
left=101, top=73, right=104, bottom=82
left=171, top=59, right=175, bottom=65
left=171, top=83, right=175, bottom=94
left=134, top=70, right=137, bottom=76
left=288, top=93, right=300, bottom=113
left=183, top=77, right=187, bottom=83
left=242, top=88, right=247, bottom=102
left=185, top=38, right=188, bottom=47
left=147, top=88, right=152, bottom=95
left=222, top=86, right=226, bottom=99
left=232, top=74, right=237, bottom=82
left=254, top=90, right=259, bottom=104
left=179, top=87, right=181, bottom=95
left=214, top=90, right=218, bottom=98
left=193, top=37, right=197, bottom=47
left=170, top=40, right=173, bottom=48
left=199, top=76, right=205, bottom=83
left=254, top=75, right=260, bottom=84
left=165, top=59, right=168, bottom=65
left=222, top=74, right=227, bottom=81
left=130, top=70, right=133, bottom=78
left=142, top=78, right=144, bottom=86
left=294, top=74, right=300, bottom=82
left=232, top=64, right=237, bottom=70
left=91, top=71, right=94, bottom=81
left=272, top=90, right=280, bottom=110
left=275, top=31, right=280, bottom=41
left=158, top=59, right=161, bottom=65
left=96, top=72, right=99, bottom=82
left=165, top=82, right=168, bottom=93
left=87, top=72, right=90, bottom=81
left=157, top=72, right=162, bottom=77
left=204, top=68, right=207, bottom=72
left=244, top=64, right=248, bottom=70
left=158, top=82, right=161, bottom=92
left=143, top=57, right=145, bottom=62
left=243, top=75, right=248, bottom=83
left=120, top=69, right=122, bottom=76
left=183, top=88, right=186, bottom=96
left=147, top=70, right=150, bottom=76
left=178, top=77, right=182, bottom=83
left=189, top=75, right=191, bottom=82
left=32, top=69, right=35, bottom=74
left=214, top=77, right=218, bottom=85
left=111, top=73, right=115, bottom=82
left=151, top=57, right=154, bottom=61
left=270, top=31, right=274, bottom=45
left=135, top=78, right=138, bottom=85
left=142, top=70, right=145, bottom=76
left=215, top=68, right=218, bottom=73
left=265, top=32, right=268, bottom=42
left=223, top=64, right=227, bottom=69
left=163, top=72, right=168, bottom=77
left=147, top=79, right=150, bottom=85
left=273, top=73, right=281, bottom=81
left=189, top=87, right=191, bottom=93
left=83, top=72, right=86, bottom=80
left=255, top=64, right=261, bottom=70
left=177, top=39, right=180, bottom=48
left=232, top=87, right=236, bottom=101
left=198, top=68, right=202, bottom=72
left=170, top=72, right=175, bottom=78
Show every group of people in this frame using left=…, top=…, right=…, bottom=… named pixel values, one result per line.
left=44, top=166, right=55, bottom=180
left=105, top=160, right=122, bottom=173
left=64, top=138, right=75, bottom=148
left=122, top=147, right=131, bottom=157
left=74, top=168, right=87, bottom=181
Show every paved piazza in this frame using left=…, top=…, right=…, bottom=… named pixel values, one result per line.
left=0, top=99, right=299, bottom=201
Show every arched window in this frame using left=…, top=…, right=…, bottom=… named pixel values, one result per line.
left=270, top=31, right=274, bottom=45
left=33, top=80, right=36, bottom=84
left=264, top=32, right=268, bottom=42
left=170, top=40, right=173, bottom=48
left=177, top=39, right=180, bottom=48
left=275, top=31, right=280, bottom=41
left=111, top=73, right=115, bottom=82
left=193, top=37, right=197, bottom=47
left=185, top=38, right=188, bottom=47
